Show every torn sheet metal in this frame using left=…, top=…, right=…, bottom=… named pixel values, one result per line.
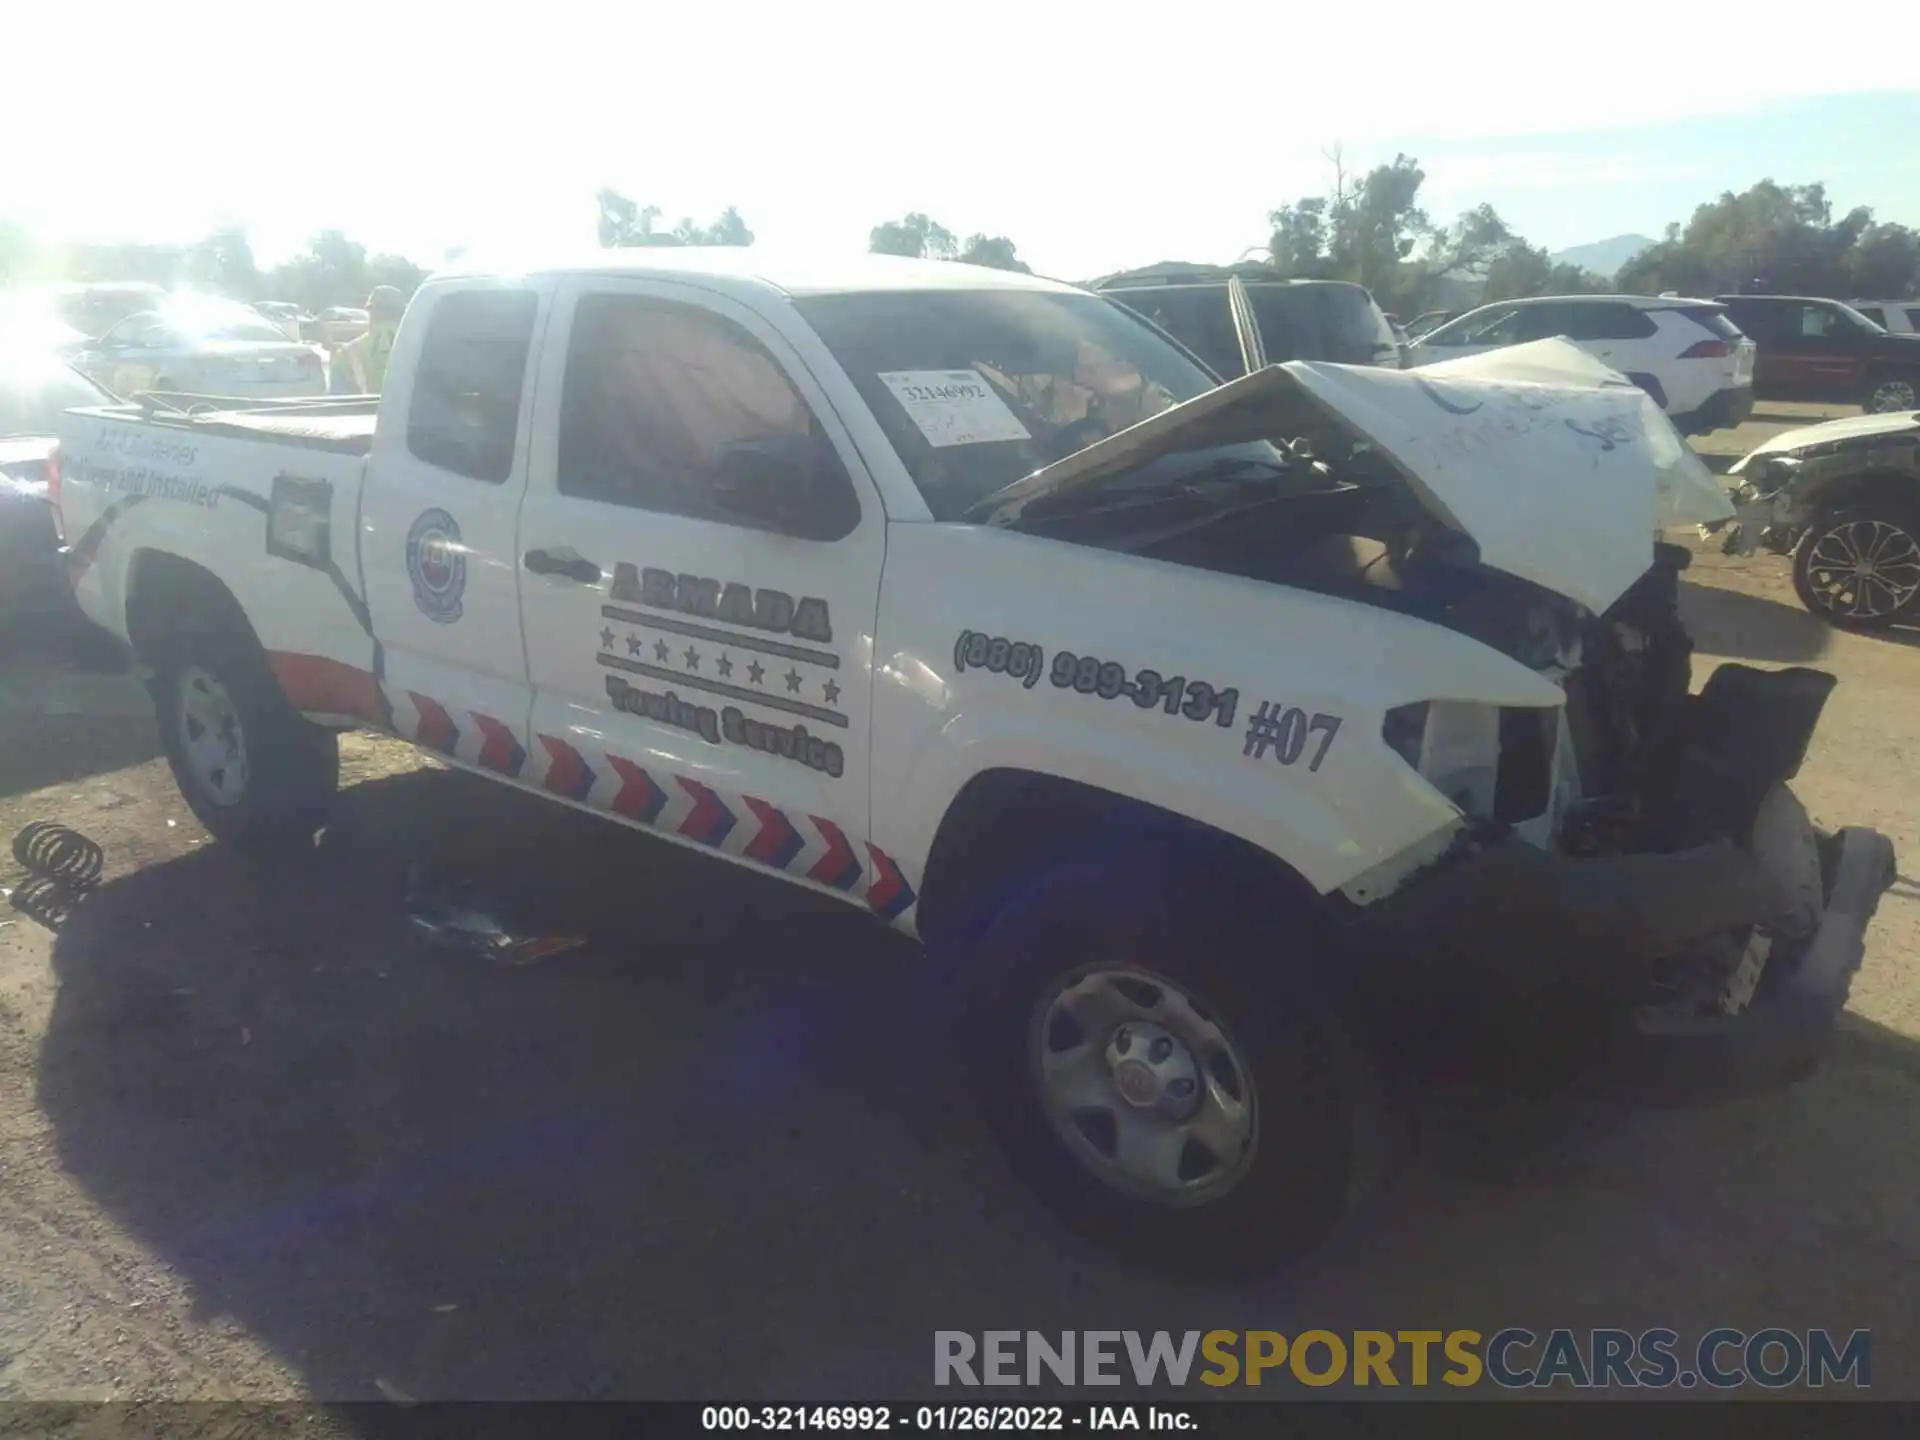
left=990, top=338, right=1731, bottom=615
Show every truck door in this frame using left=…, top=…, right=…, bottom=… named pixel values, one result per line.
left=516, top=279, right=896, bottom=910
left=360, top=281, right=546, bottom=777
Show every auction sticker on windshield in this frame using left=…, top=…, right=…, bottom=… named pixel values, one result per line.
left=878, top=370, right=1031, bottom=448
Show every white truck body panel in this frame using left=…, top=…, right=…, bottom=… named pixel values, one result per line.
left=53, top=252, right=1715, bottom=938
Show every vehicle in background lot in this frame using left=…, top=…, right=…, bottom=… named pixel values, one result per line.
left=1093, top=263, right=1402, bottom=378
left=0, top=354, right=115, bottom=623
left=52, top=282, right=168, bottom=340
left=75, top=299, right=326, bottom=399
left=1714, top=409, right=1920, bottom=628
left=1714, top=294, right=1920, bottom=414
left=0, top=294, right=90, bottom=359
left=50, top=252, right=1895, bottom=1276
left=1406, top=294, right=1756, bottom=435
left=252, top=301, right=312, bottom=341
left=1847, top=301, right=1920, bottom=336
left=304, top=306, right=369, bottom=346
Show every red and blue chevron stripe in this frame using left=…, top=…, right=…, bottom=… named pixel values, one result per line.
left=397, top=689, right=916, bottom=927
left=409, top=692, right=460, bottom=756
left=538, top=735, right=598, bottom=803
left=471, top=713, right=528, bottom=778
left=607, top=755, right=668, bottom=824
left=675, top=778, right=737, bottom=847
left=864, top=843, right=917, bottom=923
left=807, top=816, right=864, bottom=893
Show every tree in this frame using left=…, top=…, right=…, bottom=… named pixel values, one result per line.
left=671, top=206, right=755, bottom=246
left=1267, top=151, right=1435, bottom=310
left=1616, top=179, right=1919, bottom=298
left=597, top=190, right=754, bottom=248
left=365, top=252, right=430, bottom=297
left=957, top=234, right=1031, bottom=272
left=869, top=212, right=956, bottom=260
left=263, top=229, right=369, bottom=309
left=182, top=222, right=258, bottom=297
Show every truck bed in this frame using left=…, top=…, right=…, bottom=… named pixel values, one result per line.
left=66, top=397, right=380, bottom=456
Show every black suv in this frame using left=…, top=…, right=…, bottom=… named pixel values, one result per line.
left=1092, top=263, right=1403, bottom=379
left=1715, top=294, right=1920, bottom=413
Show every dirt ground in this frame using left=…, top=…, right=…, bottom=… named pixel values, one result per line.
left=1, top=403, right=1915, bottom=1409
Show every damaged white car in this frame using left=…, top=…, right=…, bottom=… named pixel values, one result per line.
left=50, top=255, right=1896, bottom=1276
left=1711, top=409, right=1920, bottom=628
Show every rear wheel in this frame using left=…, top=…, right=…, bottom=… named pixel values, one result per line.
left=150, top=619, right=338, bottom=847
left=1862, top=372, right=1918, bottom=414
left=965, top=854, right=1394, bottom=1276
left=1791, top=503, right=1920, bottom=629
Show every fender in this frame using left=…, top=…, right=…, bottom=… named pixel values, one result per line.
left=868, top=524, right=1564, bottom=899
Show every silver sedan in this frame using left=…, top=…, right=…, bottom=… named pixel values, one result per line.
left=75, top=301, right=326, bottom=400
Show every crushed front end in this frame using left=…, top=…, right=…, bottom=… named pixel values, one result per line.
left=1336, top=543, right=1897, bottom=1099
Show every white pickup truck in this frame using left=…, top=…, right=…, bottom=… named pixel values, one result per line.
left=50, top=250, right=1896, bottom=1275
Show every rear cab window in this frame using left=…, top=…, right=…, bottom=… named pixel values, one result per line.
left=404, top=289, right=540, bottom=483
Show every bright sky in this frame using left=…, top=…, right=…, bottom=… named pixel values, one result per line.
left=11, top=2, right=1916, bottom=280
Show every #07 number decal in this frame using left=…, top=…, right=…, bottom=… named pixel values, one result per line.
left=953, top=631, right=1238, bottom=728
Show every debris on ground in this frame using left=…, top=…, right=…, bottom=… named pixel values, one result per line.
left=402, top=865, right=589, bottom=967
left=7, top=821, right=106, bottom=931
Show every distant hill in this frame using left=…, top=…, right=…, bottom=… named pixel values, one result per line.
left=1550, top=234, right=1657, bottom=279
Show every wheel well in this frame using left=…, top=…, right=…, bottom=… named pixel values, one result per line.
left=125, top=550, right=259, bottom=662
left=914, top=769, right=1320, bottom=947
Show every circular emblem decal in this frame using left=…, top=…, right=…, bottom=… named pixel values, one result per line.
left=406, top=508, right=466, bottom=624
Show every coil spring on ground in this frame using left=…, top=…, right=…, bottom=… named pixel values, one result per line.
left=11, top=821, right=105, bottom=889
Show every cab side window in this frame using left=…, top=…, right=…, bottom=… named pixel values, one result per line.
left=556, top=294, right=858, bottom=538
left=405, top=289, right=539, bottom=484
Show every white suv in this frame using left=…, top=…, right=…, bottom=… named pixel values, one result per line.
left=1848, top=301, right=1920, bottom=335
left=1406, top=295, right=1756, bottom=434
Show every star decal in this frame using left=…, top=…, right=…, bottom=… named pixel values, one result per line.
left=716, top=653, right=734, bottom=678
left=684, top=645, right=702, bottom=671
left=626, top=633, right=644, bottom=656
left=654, top=639, right=672, bottom=663
left=599, top=626, right=615, bottom=649
left=747, top=659, right=765, bottom=685
left=784, top=667, right=803, bottom=693
left=822, top=678, right=841, bottom=706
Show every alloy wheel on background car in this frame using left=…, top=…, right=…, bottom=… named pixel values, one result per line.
left=1801, top=518, right=1920, bottom=623
left=1866, top=377, right=1918, bottom=413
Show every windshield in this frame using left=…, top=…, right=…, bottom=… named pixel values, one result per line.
left=0, top=360, right=113, bottom=436
left=793, top=290, right=1217, bottom=520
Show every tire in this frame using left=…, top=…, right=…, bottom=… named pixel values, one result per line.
left=1791, top=502, right=1920, bottom=630
left=149, top=613, right=339, bottom=848
left=1862, top=372, right=1918, bottom=414
left=962, top=849, right=1395, bottom=1277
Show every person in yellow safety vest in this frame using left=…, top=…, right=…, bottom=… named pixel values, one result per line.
left=328, top=286, right=407, bottom=395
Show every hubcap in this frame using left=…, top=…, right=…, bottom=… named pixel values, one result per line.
left=1805, top=519, right=1920, bottom=621
left=1868, top=379, right=1917, bottom=413
left=1032, top=968, right=1257, bottom=1206
left=177, top=667, right=249, bottom=807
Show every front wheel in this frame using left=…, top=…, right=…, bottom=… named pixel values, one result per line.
left=965, top=856, right=1394, bottom=1276
left=1791, top=503, right=1920, bottom=629
left=152, top=630, right=339, bottom=847
left=1862, top=372, right=1918, bottom=414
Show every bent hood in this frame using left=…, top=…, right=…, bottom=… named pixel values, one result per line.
left=988, top=338, right=1731, bottom=614
left=1730, top=409, right=1920, bottom=472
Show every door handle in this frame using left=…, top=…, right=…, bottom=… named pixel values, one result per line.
left=523, top=547, right=603, bottom=585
